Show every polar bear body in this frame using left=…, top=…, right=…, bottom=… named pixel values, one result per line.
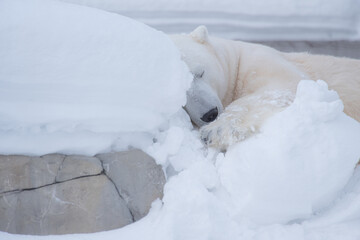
left=170, top=26, right=360, bottom=150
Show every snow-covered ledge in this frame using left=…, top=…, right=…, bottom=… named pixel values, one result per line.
left=0, top=0, right=190, bottom=235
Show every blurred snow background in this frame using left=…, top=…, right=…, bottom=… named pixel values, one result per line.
left=62, top=0, right=360, bottom=41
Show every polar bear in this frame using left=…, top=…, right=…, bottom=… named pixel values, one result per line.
left=170, top=26, right=360, bottom=150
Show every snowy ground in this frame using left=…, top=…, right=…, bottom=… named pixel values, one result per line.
left=1, top=0, right=360, bottom=239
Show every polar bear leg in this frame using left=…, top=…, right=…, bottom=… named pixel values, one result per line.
left=200, top=90, right=294, bottom=150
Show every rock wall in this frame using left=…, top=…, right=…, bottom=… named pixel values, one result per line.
left=0, top=150, right=165, bottom=235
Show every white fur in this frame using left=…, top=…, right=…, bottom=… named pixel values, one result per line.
left=171, top=26, right=360, bottom=150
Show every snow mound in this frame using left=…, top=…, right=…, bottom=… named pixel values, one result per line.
left=217, top=80, right=360, bottom=224
left=0, top=0, right=192, bottom=156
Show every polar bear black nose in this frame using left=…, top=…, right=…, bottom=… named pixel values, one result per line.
left=201, top=107, right=218, bottom=123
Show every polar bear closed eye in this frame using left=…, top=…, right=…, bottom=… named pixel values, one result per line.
left=170, top=27, right=227, bottom=127
left=171, top=26, right=360, bottom=150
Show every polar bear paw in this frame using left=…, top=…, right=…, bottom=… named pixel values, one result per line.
left=198, top=90, right=294, bottom=150
left=200, top=116, right=257, bottom=150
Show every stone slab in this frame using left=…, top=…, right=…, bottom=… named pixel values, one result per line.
left=56, top=155, right=103, bottom=182
left=0, top=175, right=133, bottom=235
left=97, top=150, right=166, bottom=221
left=0, top=154, right=64, bottom=193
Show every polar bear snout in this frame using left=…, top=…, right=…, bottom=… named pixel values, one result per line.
left=184, top=79, right=223, bottom=127
left=201, top=107, right=218, bottom=122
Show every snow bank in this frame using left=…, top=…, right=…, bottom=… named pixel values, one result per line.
left=61, top=0, right=360, bottom=40
left=0, top=0, right=191, bottom=156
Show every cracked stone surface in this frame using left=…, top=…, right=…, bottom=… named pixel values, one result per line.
left=0, top=154, right=64, bottom=194
left=56, top=155, right=103, bottom=182
left=97, top=149, right=166, bottom=221
left=0, top=175, right=133, bottom=235
left=0, top=150, right=165, bottom=235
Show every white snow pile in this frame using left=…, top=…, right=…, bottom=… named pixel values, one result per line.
left=1, top=0, right=360, bottom=240
left=217, top=80, right=360, bottom=225
left=0, top=0, right=191, bottom=156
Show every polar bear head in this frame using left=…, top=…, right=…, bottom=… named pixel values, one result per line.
left=170, top=26, right=227, bottom=127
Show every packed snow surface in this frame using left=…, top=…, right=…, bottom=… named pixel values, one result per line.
left=0, top=0, right=191, bottom=156
left=1, top=0, right=360, bottom=240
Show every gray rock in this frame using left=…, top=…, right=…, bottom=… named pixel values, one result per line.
left=97, top=150, right=166, bottom=221
left=56, top=155, right=103, bottom=182
left=0, top=175, right=133, bottom=235
left=0, top=150, right=165, bottom=235
left=0, top=154, right=64, bottom=193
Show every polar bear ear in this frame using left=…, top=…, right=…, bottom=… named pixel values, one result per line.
left=190, top=25, right=209, bottom=44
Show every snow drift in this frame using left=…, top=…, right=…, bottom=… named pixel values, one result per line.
left=0, top=0, right=192, bottom=156
left=217, top=80, right=360, bottom=224
left=1, top=0, right=360, bottom=240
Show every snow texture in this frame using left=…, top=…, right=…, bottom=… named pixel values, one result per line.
left=1, top=0, right=360, bottom=239
left=0, top=0, right=192, bottom=156
left=217, top=80, right=360, bottom=225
